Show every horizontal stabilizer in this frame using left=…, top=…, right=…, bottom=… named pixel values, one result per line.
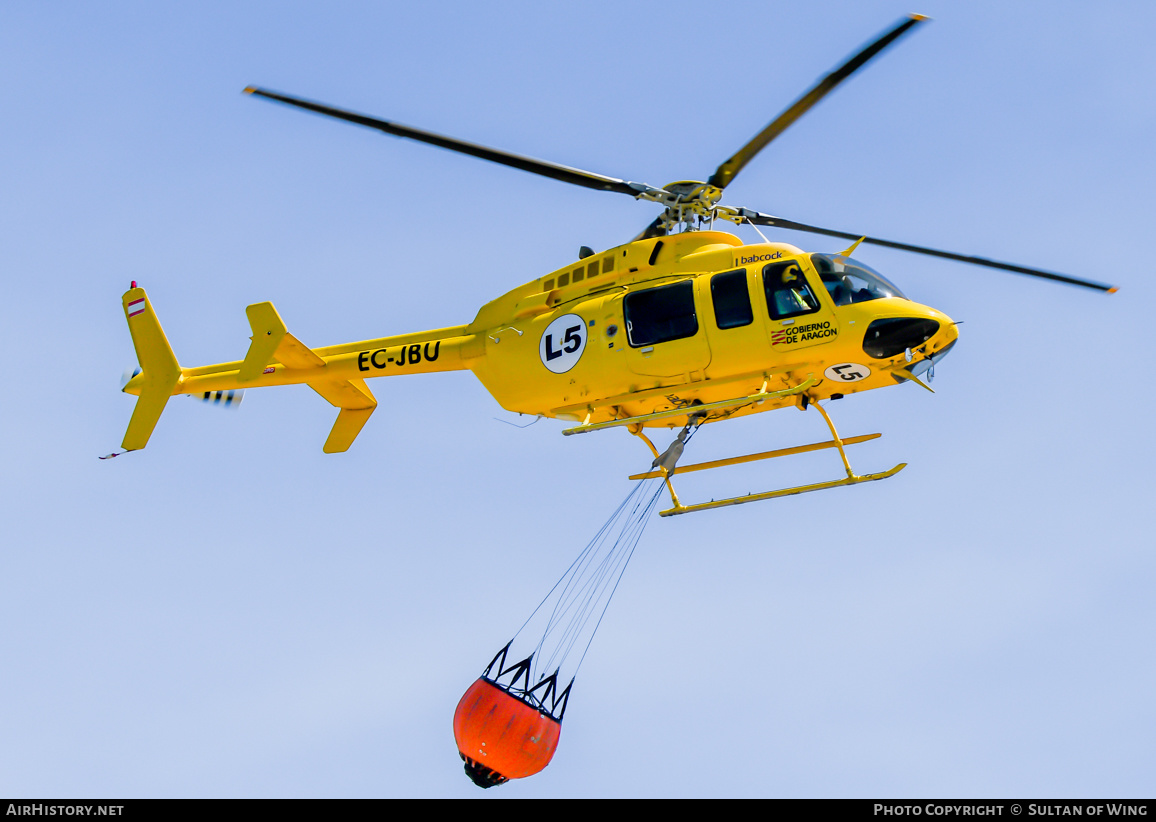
left=310, top=377, right=375, bottom=410
left=239, top=301, right=324, bottom=381
left=325, top=408, right=375, bottom=453
left=310, top=377, right=377, bottom=453
left=239, top=302, right=286, bottom=381
left=276, top=333, right=325, bottom=370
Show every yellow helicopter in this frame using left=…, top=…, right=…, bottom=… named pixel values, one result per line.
left=110, top=13, right=1115, bottom=516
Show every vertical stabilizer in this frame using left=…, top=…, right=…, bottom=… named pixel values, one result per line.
left=121, top=286, right=182, bottom=451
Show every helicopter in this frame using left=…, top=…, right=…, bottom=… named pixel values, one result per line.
left=110, top=13, right=1116, bottom=516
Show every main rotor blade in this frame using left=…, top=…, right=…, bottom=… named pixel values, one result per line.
left=244, top=87, right=645, bottom=196
left=707, top=14, right=928, bottom=191
left=743, top=212, right=1118, bottom=292
left=635, top=214, right=668, bottom=242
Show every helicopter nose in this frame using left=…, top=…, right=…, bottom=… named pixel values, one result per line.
left=865, top=311, right=958, bottom=380
left=862, top=317, right=942, bottom=360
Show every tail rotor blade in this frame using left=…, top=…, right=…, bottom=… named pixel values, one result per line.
left=190, top=389, right=245, bottom=409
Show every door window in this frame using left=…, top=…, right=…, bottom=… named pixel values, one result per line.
left=710, top=269, right=753, bottom=329
left=624, top=280, right=698, bottom=347
left=764, top=260, right=820, bottom=320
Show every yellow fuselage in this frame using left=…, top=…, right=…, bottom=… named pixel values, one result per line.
left=468, top=231, right=957, bottom=428
left=130, top=231, right=958, bottom=436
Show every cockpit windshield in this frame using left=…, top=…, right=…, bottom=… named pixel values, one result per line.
left=811, top=253, right=907, bottom=306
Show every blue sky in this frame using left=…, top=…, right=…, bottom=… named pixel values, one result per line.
left=1, top=0, right=1153, bottom=798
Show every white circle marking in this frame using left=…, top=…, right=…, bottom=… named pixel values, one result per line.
left=539, top=314, right=588, bottom=374
left=824, top=362, right=872, bottom=383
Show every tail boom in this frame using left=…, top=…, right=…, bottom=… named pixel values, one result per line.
left=117, top=285, right=478, bottom=453
left=176, top=328, right=476, bottom=395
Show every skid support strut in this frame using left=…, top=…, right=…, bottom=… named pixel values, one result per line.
left=628, top=410, right=706, bottom=510
left=631, top=427, right=684, bottom=509
left=631, top=399, right=906, bottom=517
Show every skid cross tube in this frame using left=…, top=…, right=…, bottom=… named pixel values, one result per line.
left=627, top=433, right=882, bottom=480
left=632, top=399, right=905, bottom=516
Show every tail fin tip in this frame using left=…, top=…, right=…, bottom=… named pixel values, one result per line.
left=119, top=286, right=182, bottom=451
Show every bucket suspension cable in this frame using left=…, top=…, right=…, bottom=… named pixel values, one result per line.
left=453, top=431, right=695, bottom=788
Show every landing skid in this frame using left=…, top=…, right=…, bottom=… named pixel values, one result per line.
left=630, top=399, right=906, bottom=517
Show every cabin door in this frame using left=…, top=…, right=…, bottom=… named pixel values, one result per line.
left=615, top=279, right=712, bottom=380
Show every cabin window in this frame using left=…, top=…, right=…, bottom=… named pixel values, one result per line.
left=764, top=260, right=820, bottom=320
left=710, top=269, right=753, bottom=329
left=624, top=280, right=698, bottom=347
left=811, top=253, right=907, bottom=306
